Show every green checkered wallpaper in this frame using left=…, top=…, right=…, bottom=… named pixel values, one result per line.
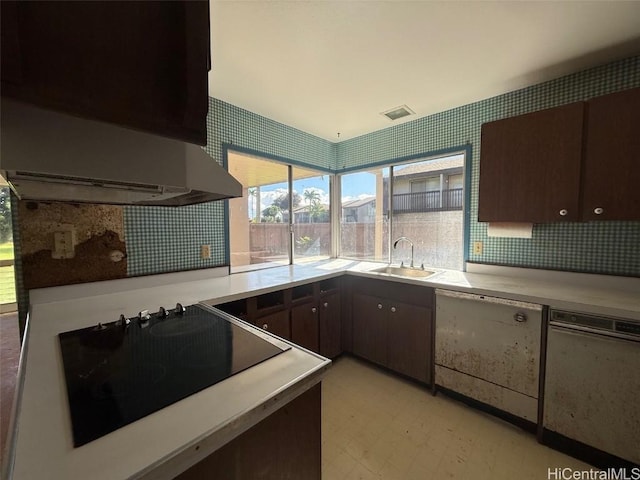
left=125, top=55, right=639, bottom=278
left=338, top=55, right=640, bottom=277
left=124, top=98, right=335, bottom=276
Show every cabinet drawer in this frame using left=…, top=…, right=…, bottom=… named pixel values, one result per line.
left=351, top=277, right=432, bottom=307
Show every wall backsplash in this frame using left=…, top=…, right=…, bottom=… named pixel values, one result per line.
left=14, top=54, right=640, bottom=310
left=338, top=55, right=640, bottom=277
left=18, top=202, right=127, bottom=288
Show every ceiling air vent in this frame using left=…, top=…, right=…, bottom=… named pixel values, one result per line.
left=381, top=104, right=415, bottom=121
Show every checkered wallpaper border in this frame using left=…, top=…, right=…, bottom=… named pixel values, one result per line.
left=125, top=55, right=640, bottom=278
left=125, top=98, right=335, bottom=277
left=339, top=55, right=640, bottom=277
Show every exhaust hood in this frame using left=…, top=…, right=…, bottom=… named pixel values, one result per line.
left=0, top=99, right=242, bottom=206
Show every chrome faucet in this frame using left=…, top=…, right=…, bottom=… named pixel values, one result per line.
left=393, top=236, right=414, bottom=268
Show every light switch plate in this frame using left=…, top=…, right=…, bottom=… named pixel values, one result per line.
left=52, top=225, right=76, bottom=259
left=473, top=241, right=483, bottom=255
left=200, top=245, right=211, bottom=259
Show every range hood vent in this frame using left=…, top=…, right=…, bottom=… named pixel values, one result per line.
left=0, top=99, right=242, bottom=206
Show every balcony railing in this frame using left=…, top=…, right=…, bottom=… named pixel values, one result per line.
left=391, top=188, right=463, bottom=213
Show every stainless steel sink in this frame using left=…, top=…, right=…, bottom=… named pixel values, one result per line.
left=371, top=265, right=438, bottom=278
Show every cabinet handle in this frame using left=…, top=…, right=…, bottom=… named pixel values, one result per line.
left=262, top=323, right=268, bottom=330
left=323, top=302, right=328, bottom=308
left=390, top=307, right=396, bottom=313
left=311, top=307, right=317, bottom=313
left=594, top=207, right=604, bottom=215
left=514, top=313, right=527, bottom=323
left=377, top=304, right=383, bottom=309
left=559, top=209, right=568, bottom=216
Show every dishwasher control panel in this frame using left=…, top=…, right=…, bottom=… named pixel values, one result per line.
left=550, top=309, right=640, bottom=341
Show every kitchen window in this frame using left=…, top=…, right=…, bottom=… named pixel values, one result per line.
left=338, top=152, right=465, bottom=270
left=227, top=150, right=331, bottom=272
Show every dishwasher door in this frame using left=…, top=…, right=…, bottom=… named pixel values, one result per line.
left=435, top=289, right=543, bottom=421
left=544, top=311, right=640, bottom=464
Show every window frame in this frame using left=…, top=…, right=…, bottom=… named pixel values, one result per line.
left=223, top=145, right=335, bottom=273
left=335, top=146, right=472, bottom=269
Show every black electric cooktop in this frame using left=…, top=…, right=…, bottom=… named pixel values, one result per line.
left=58, top=304, right=290, bottom=447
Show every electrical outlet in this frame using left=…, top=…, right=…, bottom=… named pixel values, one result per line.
left=52, top=225, right=76, bottom=259
left=200, top=245, right=211, bottom=259
left=473, top=241, right=483, bottom=255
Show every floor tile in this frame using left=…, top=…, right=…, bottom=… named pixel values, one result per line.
left=322, top=356, right=592, bottom=480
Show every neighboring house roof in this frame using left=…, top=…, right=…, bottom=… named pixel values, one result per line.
left=342, top=197, right=375, bottom=208
left=393, top=155, right=464, bottom=178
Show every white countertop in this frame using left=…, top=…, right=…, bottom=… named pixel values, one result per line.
left=27, top=260, right=640, bottom=320
left=348, top=262, right=640, bottom=321
left=7, top=260, right=639, bottom=479
left=7, top=275, right=331, bottom=480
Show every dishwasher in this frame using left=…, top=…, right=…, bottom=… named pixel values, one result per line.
left=543, top=309, right=640, bottom=465
left=435, top=289, right=543, bottom=422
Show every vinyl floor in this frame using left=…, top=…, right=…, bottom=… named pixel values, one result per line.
left=321, top=356, right=591, bottom=480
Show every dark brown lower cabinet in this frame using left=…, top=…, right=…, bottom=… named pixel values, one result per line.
left=387, top=300, right=431, bottom=383
left=351, top=278, right=433, bottom=384
left=291, top=302, right=319, bottom=352
left=352, top=292, right=387, bottom=366
left=319, top=291, right=342, bottom=359
left=176, top=383, right=321, bottom=480
left=257, top=310, right=291, bottom=340
left=214, top=280, right=344, bottom=357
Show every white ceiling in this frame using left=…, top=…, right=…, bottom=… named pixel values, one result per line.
left=209, top=1, right=640, bottom=142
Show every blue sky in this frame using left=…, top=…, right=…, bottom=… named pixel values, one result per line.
left=259, top=171, right=376, bottom=201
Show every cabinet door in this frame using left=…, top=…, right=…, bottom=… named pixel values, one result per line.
left=0, top=1, right=209, bottom=145
left=352, top=293, right=387, bottom=366
left=257, top=310, right=290, bottom=341
left=387, top=301, right=431, bottom=383
left=582, top=87, right=640, bottom=221
left=478, top=102, right=585, bottom=222
left=176, top=384, right=322, bottom=480
left=319, top=292, right=342, bottom=359
left=291, top=303, right=319, bottom=353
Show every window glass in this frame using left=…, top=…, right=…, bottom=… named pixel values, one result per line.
left=292, top=167, right=331, bottom=262
left=448, top=173, right=464, bottom=189
left=227, top=151, right=331, bottom=272
left=339, top=168, right=389, bottom=261
left=0, top=186, right=16, bottom=309
left=228, top=152, right=290, bottom=271
left=339, top=153, right=464, bottom=270
left=391, top=155, right=463, bottom=269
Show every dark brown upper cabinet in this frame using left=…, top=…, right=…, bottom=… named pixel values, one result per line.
left=0, top=1, right=210, bottom=145
left=582, top=87, right=640, bottom=221
left=478, top=87, right=640, bottom=223
left=478, top=102, right=585, bottom=223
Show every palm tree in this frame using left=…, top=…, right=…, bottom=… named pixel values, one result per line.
left=309, top=201, right=326, bottom=223
left=303, top=189, right=321, bottom=223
